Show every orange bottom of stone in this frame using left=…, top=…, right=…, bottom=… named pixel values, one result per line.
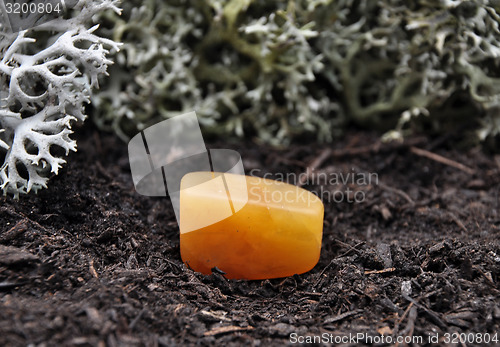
left=179, top=172, right=324, bottom=280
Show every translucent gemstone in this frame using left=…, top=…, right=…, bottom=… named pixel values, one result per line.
left=179, top=172, right=324, bottom=280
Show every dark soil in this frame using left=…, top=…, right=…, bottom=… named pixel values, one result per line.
left=0, top=125, right=499, bottom=346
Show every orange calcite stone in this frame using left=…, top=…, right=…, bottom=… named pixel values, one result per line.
left=179, top=172, right=324, bottom=280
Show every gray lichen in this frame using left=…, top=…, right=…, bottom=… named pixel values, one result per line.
left=94, top=0, right=500, bottom=144
left=93, top=0, right=342, bottom=145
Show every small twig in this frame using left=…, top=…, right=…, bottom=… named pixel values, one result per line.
left=364, top=267, right=396, bottom=275
left=0, top=206, right=23, bottom=219
left=311, top=262, right=333, bottom=289
left=0, top=281, right=28, bottom=290
left=378, top=182, right=415, bottom=205
left=0, top=206, right=52, bottom=234
left=329, top=137, right=426, bottom=158
left=472, top=265, right=498, bottom=289
left=403, top=306, right=417, bottom=335
left=312, top=241, right=365, bottom=289
left=401, top=194, right=439, bottom=211
left=410, top=147, right=475, bottom=175
left=397, top=302, right=414, bottom=326
left=0, top=219, right=28, bottom=243
left=324, top=309, right=363, bottom=324
left=336, top=240, right=365, bottom=258
left=203, top=325, right=253, bottom=337
left=447, top=212, right=468, bottom=232
left=297, top=137, right=427, bottom=187
left=396, top=306, right=417, bottom=347
left=302, top=292, right=323, bottom=297
left=129, top=308, right=145, bottom=330
left=298, top=148, right=332, bottom=186
left=402, top=292, right=447, bottom=329
left=200, top=310, right=231, bottom=322
left=89, top=259, right=99, bottom=279
left=164, top=258, right=182, bottom=272
left=95, top=160, right=113, bottom=181
left=330, top=141, right=382, bottom=157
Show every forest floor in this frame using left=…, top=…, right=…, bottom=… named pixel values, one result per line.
left=0, top=125, right=499, bottom=346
